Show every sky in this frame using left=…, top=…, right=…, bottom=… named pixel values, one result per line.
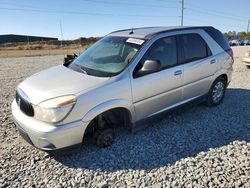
left=0, top=0, right=249, bottom=40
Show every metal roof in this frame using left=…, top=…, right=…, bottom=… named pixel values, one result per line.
left=108, top=26, right=213, bottom=39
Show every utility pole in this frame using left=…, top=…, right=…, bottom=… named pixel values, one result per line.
left=27, top=35, right=31, bottom=56
left=247, top=19, right=250, bottom=33
left=181, top=0, right=184, bottom=26
left=59, top=20, right=63, bottom=53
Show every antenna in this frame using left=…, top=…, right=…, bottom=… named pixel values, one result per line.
left=129, top=28, right=134, bottom=35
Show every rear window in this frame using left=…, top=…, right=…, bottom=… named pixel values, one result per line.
left=181, top=33, right=211, bottom=63
left=204, top=27, right=230, bottom=51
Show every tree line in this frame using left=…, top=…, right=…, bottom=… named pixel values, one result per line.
left=224, top=31, right=250, bottom=40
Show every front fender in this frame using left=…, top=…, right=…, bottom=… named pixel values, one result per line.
left=82, top=99, right=135, bottom=123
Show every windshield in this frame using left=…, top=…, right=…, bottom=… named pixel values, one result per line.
left=68, top=36, right=144, bottom=77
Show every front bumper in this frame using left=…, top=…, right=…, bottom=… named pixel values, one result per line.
left=12, top=100, right=90, bottom=151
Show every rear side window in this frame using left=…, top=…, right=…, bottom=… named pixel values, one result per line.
left=204, top=27, right=230, bottom=51
left=181, top=33, right=211, bottom=63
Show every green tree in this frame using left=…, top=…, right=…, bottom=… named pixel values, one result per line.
left=246, top=32, right=250, bottom=40
left=237, top=32, right=246, bottom=39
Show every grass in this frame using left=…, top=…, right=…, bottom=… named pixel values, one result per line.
left=0, top=39, right=96, bottom=58
left=0, top=48, right=85, bottom=58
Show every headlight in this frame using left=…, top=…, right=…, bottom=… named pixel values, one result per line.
left=33, top=95, right=76, bottom=123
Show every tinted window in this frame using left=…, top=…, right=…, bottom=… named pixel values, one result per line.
left=181, top=34, right=210, bottom=63
left=204, top=27, right=230, bottom=51
left=141, top=36, right=178, bottom=68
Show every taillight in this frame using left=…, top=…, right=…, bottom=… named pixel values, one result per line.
left=226, top=48, right=234, bottom=60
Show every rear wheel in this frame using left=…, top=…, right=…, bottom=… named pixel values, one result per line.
left=205, top=77, right=226, bottom=106
left=246, top=65, right=250, bottom=69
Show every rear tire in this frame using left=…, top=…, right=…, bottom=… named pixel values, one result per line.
left=246, top=65, right=250, bottom=69
left=205, top=77, right=226, bottom=106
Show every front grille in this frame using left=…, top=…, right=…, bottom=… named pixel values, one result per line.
left=16, top=90, right=34, bottom=117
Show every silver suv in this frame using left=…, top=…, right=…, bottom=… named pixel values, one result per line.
left=12, top=26, right=234, bottom=151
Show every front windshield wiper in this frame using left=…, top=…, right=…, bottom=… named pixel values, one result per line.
left=72, top=63, right=114, bottom=77
left=74, top=64, right=89, bottom=75
left=79, top=66, right=88, bottom=75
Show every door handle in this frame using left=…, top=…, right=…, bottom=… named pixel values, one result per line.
left=174, top=70, right=182, bottom=76
left=210, top=59, right=216, bottom=64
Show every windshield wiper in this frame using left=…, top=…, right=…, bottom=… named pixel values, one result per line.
left=79, top=67, right=88, bottom=75
left=74, top=64, right=89, bottom=75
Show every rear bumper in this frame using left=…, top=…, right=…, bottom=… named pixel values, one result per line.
left=12, top=100, right=90, bottom=151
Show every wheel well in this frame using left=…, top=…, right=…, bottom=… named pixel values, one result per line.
left=83, top=108, right=131, bottom=138
left=219, top=74, right=228, bottom=83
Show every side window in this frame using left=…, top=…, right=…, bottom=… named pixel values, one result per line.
left=181, top=33, right=211, bottom=63
left=141, top=36, right=178, bottom=69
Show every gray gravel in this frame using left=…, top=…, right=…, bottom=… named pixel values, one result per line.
left=0, top=47, right=250, bottom=188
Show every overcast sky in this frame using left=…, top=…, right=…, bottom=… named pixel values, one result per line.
left=0, top=0, right=249, bottom=39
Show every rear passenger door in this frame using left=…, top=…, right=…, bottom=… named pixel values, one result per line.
left=180, top=33, right=217, bottom=101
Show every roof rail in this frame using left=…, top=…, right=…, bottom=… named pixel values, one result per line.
left=145, top=26, right=214, bottom=38
left=110, top=26, right=160, bottom=34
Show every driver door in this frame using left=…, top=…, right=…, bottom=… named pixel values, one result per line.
left=131, top=36, right=184, bottom=121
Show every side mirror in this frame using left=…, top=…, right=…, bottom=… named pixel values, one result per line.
left=136, top=60, right=161, bottom=77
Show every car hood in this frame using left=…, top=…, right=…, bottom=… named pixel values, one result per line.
left=18, top=65, right=110, bottom=105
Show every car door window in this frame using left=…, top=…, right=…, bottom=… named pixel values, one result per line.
left=141, top=36, right=178, bottom=69
left=181, top=33, right=211, bottom=63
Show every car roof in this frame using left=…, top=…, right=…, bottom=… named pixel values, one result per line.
left=108, top=26, right=214, bottom=39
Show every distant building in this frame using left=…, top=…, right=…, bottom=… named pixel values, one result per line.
left=0, top=34, right=58, bottom=44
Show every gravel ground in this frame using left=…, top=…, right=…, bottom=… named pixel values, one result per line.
left=0, top=47, right=250, bottom=188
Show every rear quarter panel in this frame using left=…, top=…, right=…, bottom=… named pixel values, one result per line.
left=200, top=29, right=233, bottom=87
